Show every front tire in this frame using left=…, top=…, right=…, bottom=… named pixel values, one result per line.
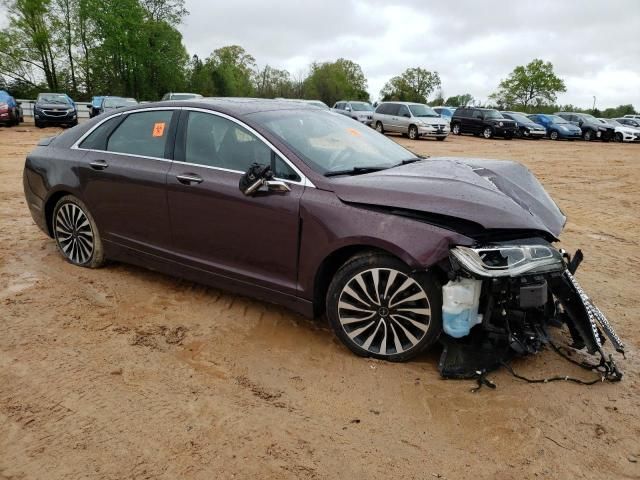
left=326, top=253, right=442, bottom=362
left=375, top=121, right=384, bottom=134
left=408, top=125, right=419, bottom=140
left=550, top=130, right=559, bottom=141
left=482, top=126, right=493, bottom=139
left=53, top=195, right=105, bottom=268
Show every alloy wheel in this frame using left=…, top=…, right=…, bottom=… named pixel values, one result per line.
left=54, top=202, right=95, bottom=265
left=376, top=122, right=384, bottom=133
left=483, top=127, right=492, bottom=139
left=337, top=268, right=431, bottom=356
left=584, top=130, right=592, bottom=141
left=452, top=123, right=460, bottom=135
left=550, top=131, right=559, bottom=140
left=409, top=126, right=418, bottom=140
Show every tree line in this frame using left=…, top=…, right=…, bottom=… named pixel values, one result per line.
left=0, top=0, right=636, bottom=116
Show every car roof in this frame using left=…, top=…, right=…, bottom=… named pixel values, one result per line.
left=113, top=97, right=323, bottom=116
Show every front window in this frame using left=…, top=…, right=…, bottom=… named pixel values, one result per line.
left=506, top=112, right=531, bottom=124
left=408, top=104, right=439, bottom=117
left=249, top=109, right=417, bottom=175
left=183, top=111, right=300, bottom=180
left=483, top=110, right=503, bottom=119
left=37, top=93, right=70, bottom=105
left=350, top=102, right=373, bottom=112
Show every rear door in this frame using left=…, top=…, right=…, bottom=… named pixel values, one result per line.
left=386, top=103, right=401, bottom=132
left=76, top=108, right=177, bottom=253
left=166, top=109, right=305, bottom=294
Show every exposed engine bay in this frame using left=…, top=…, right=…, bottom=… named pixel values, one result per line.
left=438, top=240, right=625, bottom=388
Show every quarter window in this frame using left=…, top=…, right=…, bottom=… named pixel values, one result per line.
left=107, top=110, right=174, bottom=158
left=79, top=115, right=122, bottom=150
left=184, top=111, right=300, bottom=181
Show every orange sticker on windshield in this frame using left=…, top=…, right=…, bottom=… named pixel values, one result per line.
left=347, top=128, right=361, bottom=137
left=152, top=122, right=166, bottom=137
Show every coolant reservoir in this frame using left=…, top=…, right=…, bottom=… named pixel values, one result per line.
left=442, top=278, right=483, bottom=338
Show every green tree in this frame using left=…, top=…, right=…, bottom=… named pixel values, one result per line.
left=601, top=104, right=637, bottom=118
left=199, top=45, right=256, bottom=97
left=380, top=67, right=441, bottom=103
left=490, top=59, right=566, bottom=110
left=0, top=0, right=60, bottom=90
left=254, top=65, right=295, bottom=98
left=303, top=58, right=369, bottom=106
left=445, top=93, right=474, bottom=107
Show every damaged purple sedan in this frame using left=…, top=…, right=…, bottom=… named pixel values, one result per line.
left=23, top=99, right=624, bottom=382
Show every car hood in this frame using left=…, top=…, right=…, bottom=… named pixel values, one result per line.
left=330, top=157, right=566, bottom=238
left=555, top=123, right=581, bottom=131
left=417, top=116, right=448, bottom=125
left=36, top=103, right=74, bottom=110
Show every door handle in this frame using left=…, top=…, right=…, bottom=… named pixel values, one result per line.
left=176, top=173, right=203, bottom=185
left=89, top=159, right=108, bottom=170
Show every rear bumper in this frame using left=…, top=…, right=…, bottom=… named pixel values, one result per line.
left=23, top=168, right=49, bottom=235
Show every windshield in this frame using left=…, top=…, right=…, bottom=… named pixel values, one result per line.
left=104, top=97, right=137, bottom=108
left=249, top=109, right=416, bottom=175
left=350, top=102, right=373, bottom=112
left=547, top=115, right=568, bottom=124
left=408, top=104, right=439, bottom=117
left=505, top=112, right=531, bottom=124
left=483, top=110, right=503, bottom=119
left=38, top=94, right=70, bottom=105
left=603, top=119, right=621, bottom=126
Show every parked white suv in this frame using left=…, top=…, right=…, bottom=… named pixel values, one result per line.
left=373, top=102, right=450, bottom=140
left=332, top=101, right=374, bottom=125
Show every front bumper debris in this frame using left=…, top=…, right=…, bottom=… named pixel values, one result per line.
left=439, top=246, right=624, bottom=385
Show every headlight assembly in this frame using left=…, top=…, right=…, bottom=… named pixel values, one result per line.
left=450, top=244, right=564, bottom=277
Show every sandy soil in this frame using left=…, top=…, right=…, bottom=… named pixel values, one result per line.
left=1, top=124, right=639, bottom=480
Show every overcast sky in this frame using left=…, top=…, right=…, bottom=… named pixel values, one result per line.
left=180, top=0, right=640, bottom=108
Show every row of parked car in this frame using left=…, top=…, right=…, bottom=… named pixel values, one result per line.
left=3, top=90, right=639, bottom=144
left=328, top=100, right=640, bottom=143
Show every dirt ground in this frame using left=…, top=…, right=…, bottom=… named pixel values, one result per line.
left=1, top=123, right=639, bottom=480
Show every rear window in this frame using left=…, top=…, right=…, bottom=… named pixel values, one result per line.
left=107, top=110, right=174, bottom=158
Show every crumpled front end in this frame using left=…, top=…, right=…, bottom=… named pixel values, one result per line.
left=438, top=239, right=624, bottom=384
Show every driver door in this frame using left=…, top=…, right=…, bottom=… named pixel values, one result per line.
left=166, top=110, right=304, bottom=295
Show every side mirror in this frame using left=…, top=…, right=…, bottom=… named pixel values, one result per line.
left=345, top=106, right=352, bottom=112
left=403, top=112, right=411, bottom=118
left=86, top=104, right=92, bottom=109
left=264, top=180, right=291, bottom=193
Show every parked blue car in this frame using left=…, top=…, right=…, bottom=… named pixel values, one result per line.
left=88, top=96, right=104, bottom=118
left=0, top=90, right=23, bottom=126
left=528, top=114, right=582, bottom=140
left=433, top=106, right=457, bottom=122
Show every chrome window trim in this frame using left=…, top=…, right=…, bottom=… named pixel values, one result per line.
left=71, top=106, right=315, bottom=188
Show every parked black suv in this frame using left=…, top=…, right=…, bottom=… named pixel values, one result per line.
left=555, top=112, right=614, bottom=142
left=450, top=107, right=516, bottom=139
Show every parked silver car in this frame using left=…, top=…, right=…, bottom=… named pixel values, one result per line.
left=332, top=100, right=374, bottom=125
left=373, top=102, right=450, bottom=140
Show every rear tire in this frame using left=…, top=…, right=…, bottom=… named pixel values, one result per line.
left=451, top=123, right=461, bottom=135
left=326, top=253, right=442, bottom=362
left=53, top=195, right=105, bottom=268
left=583, top=129, right=593, bottom=141
left=614, top=132, right=623, bottom=143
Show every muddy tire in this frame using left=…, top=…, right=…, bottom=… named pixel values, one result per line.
left=53, top=195, right=105, bottom=268
left=326, top=253, right=442, bottom=362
